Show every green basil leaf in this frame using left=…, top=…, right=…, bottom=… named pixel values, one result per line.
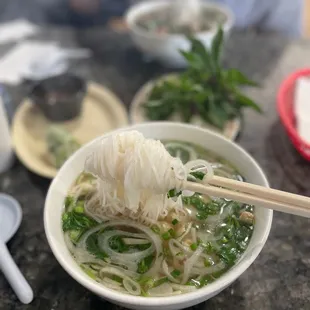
left=211, top=27, right=224, bottom=70
left=235, top=92, right=262, bottom=113
left=180, top=51, right=204, bottom=70
left=187, top=36, right=213, bottom=71
left=224, top=69, right=259, bottom=87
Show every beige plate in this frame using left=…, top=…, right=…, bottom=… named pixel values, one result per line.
left=12, top=82, right=129, bottom=179
left=130, top=74, right=241, bottom=140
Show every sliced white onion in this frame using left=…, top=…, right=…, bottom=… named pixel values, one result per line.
left=102, top=277, right=122, bottom=287
left=182, top=246, right=204, bottom=284
left=169, top=239, right=191, bottom=256
left=148, top=282, right=173, bottom=296
left=98, top=230, right=155, bottom=262
left=99, top=266, right=141, bottom=296
left=122, top=238, right=150, bottom=245
left=185, top=159, right=214, bottom=182
left=162, top=260, right=180, bottom=283
left=177, top=222, right=192, bottom=241
left=164, top=142, right=198, bottom=161
left=123, top=278, right=141, bottom=296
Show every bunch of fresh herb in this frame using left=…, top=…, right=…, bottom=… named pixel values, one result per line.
left=143, top=27, right=261, bottom=129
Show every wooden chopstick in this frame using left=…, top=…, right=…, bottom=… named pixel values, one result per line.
left=208, top=176, right=310, bottom=209
left=185, top=181, right=310, bottom=218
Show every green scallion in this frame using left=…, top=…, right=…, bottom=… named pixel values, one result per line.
left=190, top=243, right=198, bottom=251
left=162, top=232, right=171, bottom=240
left=172, top=219, right=179, bottom=225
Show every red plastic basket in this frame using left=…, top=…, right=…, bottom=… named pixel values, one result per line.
left=277, top=68, right=310, bottom=161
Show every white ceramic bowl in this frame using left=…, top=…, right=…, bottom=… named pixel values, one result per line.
left=44, top=122, right=272, bottom=310
left=125, top=0, right=235, bottom=68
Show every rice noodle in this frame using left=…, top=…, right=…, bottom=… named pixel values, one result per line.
left=123, top=278, right=141, bottom=296
left=84, top=131, right=214, bottom=223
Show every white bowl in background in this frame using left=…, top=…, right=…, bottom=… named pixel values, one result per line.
left=125, top=1, right=235, bottom=68
left=44, top=122, right=272, bottom=310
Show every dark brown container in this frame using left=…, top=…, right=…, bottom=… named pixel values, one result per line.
left=29, top=74, right=86, bottom=122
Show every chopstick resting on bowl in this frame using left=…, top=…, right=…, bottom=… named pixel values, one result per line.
left=186, top=176, right=310, bottom=218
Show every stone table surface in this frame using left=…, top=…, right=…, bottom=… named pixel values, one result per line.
left=1, top=27, right=310, bottom=310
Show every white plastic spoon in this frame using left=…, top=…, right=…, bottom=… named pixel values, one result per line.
left=0, top=194, right=33, bottom=304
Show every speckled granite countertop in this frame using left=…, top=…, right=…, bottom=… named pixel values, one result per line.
left=1, top=27, right=310, bottom=310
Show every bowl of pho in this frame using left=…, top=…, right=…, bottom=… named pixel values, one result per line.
left=125, top=0, right=234, bottom=68
left=44, top=122, right=272, bottom=310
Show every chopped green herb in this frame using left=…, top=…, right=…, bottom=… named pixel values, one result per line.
left=65, top=196, right=74, bottom=210
left=153, top=277, right=168, bottom=287
left=111, top=275, right=123, bottom=283
left=162, top=232, right=171, bottom=240
left=151, top=225, right=160, bottom=234
left=204, top=258, right=212, bottom=267
left=81, top=265, right=96, bottom=280
left=134, top=243, right=152, bottom=251
left=199, top=275, right=213, bottom=286
left=168, top=228, right=176, bottom=238
left=221, top=236, right=229, bottom=244
left=172, top=219, right=179, bottom=225
left=137, top=255, right=154, bottom=274
left=190, top=243, right=198, bottom=251
left=167, top=189, right=182, bottom=198
left=190, top=171, right=205, bottom=180
left=183, top=194, right=221, bottom=220
left=74, top=201, right=84, bottom=214
left=62, top=210, right=97, bottom=232
left=86, top=234, right=108, bottom=260
left=68, top=230, right=83, bottom=243
left=108, top=236, right=128, bottom=253
left=170, top=269, right=181, bottom=278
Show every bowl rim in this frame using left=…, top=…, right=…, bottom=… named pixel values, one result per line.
left=125, top=0, right=235, bottom=40
left=44, top=122, right=272, bottom=308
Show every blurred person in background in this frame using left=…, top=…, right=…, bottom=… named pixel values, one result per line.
left=34, top=0, right=306, bottom=37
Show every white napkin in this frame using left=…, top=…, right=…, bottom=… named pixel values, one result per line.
left=0, top=41, right=91, bottom=84
left=295, top=77, right=310, bottom=144
left=0, top=19, right=39, bottom=44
